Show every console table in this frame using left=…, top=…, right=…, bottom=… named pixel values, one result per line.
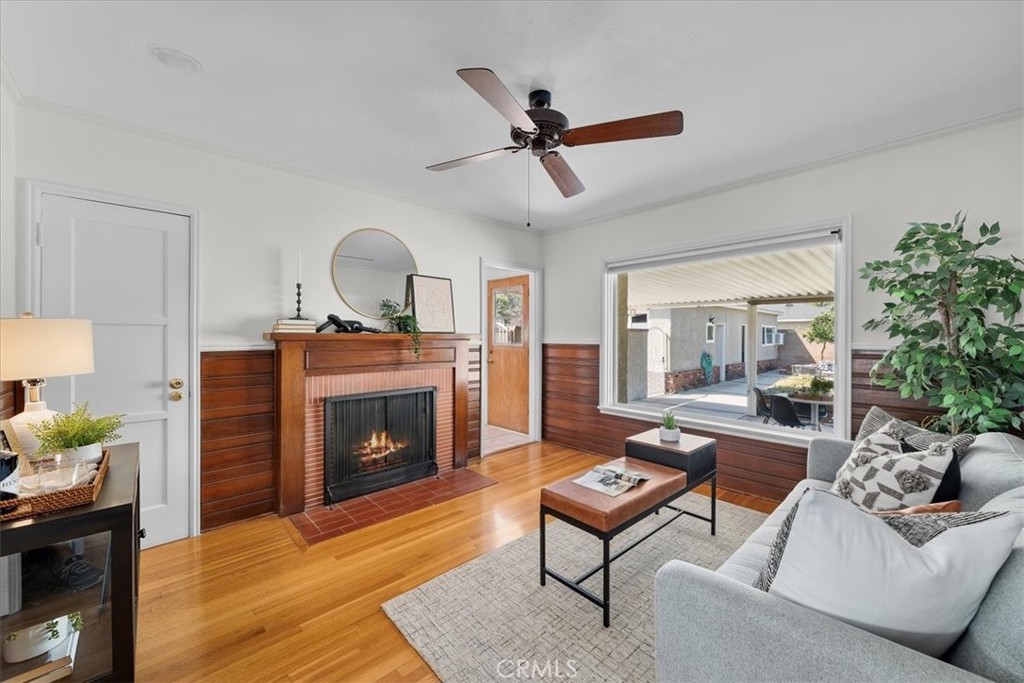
left=0, top=443, right=140, bottom=682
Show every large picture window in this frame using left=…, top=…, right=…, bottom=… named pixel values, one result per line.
left=601, top=220, right=850, bottom=442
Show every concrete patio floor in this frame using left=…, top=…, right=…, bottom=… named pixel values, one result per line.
left=627, top=370, right=834, bottom=434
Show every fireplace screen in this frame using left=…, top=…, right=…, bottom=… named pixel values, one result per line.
left=323, top=387, right=437, bottom=504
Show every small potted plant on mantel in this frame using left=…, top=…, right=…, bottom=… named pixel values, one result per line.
left=29, top=403, right=124, bottom=464
left=659, top=410, right=681, bottom=442
left=379, top=298, right=422, bottom=358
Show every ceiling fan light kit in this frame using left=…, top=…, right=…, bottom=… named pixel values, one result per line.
left=428, top=68, right=684, bottom=199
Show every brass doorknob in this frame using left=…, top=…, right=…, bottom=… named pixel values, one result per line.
left=169, top=378, right=184, bottom=389
left=169, top=391, right=183, bottom=401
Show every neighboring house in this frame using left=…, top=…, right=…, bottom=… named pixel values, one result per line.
left=630, top=306, right=783, bottom=397
left=768, top=303, right=836, bottom=366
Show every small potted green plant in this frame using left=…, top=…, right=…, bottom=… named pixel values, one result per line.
left=659, top=410, right=681, bottom=442
left=29, top=403, right=124, bottom=464
left=379, top=298, right=422, bottom=358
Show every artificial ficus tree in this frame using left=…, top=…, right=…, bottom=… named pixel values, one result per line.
left=861, top=213, right=1024, bottom=434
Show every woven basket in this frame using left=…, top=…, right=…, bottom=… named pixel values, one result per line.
left=0, top=449, right=110, bottom=521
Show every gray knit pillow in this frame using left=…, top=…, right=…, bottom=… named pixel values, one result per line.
left=855, top=406, right=975, bottom=458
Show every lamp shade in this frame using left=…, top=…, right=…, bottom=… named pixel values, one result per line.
left=0, top=317, right=95, bottom=380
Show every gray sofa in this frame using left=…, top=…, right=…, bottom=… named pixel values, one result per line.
left=655, top=432, right=1024, bottom=683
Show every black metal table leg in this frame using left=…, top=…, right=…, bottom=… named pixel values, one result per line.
left=711, top=475, right=717, bottom=536
left=540, top=508, right=546, bottom=585
left=602, top=537, right=610, bottom=627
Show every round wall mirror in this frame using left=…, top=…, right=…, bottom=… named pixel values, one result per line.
left=332, top=228, right=417, bottom=319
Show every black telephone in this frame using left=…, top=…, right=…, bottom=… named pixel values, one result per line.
left=316, top=314, right=382, bottom=334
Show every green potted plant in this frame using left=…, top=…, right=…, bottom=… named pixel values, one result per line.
left=379, top=298, right=422, bottom=358
left=861, top=213, right=1024, bottom=434
left=659, top=410, right=681, bottom=442
left=29, top=403, right=124, bottom=463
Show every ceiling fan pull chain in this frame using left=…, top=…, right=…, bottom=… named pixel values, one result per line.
left=526, top=153, right=532, bottom=228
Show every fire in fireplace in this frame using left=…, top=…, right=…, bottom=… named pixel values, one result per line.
left=323, top=387, right=437, bottom=504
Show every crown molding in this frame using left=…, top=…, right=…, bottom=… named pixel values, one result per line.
left=9, top=89, right=1020, bottom=238
left=14, top=95, right=537, bottom=234
left=541, top=108, right=1024, bottom=236
left=0, top=53, right=24, bottom=102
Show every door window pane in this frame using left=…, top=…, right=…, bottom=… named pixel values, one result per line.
left=493, top=286, right=524, bottom=346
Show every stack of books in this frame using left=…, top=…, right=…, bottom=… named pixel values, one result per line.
left=272, top=318, right=316, bottom=333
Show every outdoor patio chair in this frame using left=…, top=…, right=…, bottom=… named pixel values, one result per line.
left=769, top=394, right=818, bottom=431
left=752, top=387, right=773, bottom=423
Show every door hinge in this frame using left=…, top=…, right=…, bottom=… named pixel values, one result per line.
left=35, top=222, right=42, bottom=247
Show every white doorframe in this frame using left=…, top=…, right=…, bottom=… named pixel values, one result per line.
left=479, top=258, right=543, bottom=444
left=19, top=179, right=202, bottom=537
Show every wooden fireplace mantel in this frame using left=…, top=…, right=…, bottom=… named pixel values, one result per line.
left=263, top=332, right=474, bottom=516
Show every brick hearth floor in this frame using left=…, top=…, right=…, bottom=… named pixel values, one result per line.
left=289, top=468, right=497, bottom=545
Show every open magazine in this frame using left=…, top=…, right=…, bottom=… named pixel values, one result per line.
left=573, top=464, right=651, bottom=497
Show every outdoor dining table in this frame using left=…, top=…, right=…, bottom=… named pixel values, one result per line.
left=787, top=394, right=833, bottom=428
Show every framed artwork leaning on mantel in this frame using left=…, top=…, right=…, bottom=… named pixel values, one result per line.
left=408, top=275, right=455, bottom=333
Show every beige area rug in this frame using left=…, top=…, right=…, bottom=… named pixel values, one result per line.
left=383, top=493, right=767, bottom=683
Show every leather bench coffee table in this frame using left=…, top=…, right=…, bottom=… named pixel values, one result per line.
left=540, top=433, right=716, bottom=627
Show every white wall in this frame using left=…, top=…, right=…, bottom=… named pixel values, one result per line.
left=10, top=104, right=542, bottom=348
left=543, top=117, right=1024, bottom=345
left=0, top=76, right=15, bottom=318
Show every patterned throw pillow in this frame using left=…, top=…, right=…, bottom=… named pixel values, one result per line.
left=855, top=406, right=975, bottom=457
left=753, top=488, right=1023, bottom=656
left=832, top=419, right=954, bottom=511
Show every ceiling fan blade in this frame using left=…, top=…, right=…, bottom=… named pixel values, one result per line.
left=539, top=151, right=585, bottom=198
left=426, top=146, right=523, bottom=171
left=562, top=110, right=684, bottom=147
left=457, top=68, right=538, bottom=134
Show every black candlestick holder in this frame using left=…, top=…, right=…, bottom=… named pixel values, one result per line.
left=290, top=282, right=309, bottom=320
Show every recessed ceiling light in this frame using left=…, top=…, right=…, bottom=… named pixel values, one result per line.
left=147, top=45, right=203, bottom=74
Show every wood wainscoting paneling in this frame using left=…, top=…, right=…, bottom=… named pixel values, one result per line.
left=850, top=349, right=943, bottom=434
left=0, top=381, right=17, bottom=421
left=468, top=345, right=481, bottom=460
left=200, top=351, right=276, bottom=531
left=542, top=344, right=806, bottom=502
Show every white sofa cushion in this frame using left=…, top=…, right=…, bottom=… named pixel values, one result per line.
left=755, top=488, right=1023, bottom=657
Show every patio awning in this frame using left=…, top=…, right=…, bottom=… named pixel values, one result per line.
left=626, top=244, right=835, bottom=309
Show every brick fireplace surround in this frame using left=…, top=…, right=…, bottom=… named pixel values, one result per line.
left=264, top=332, right=474, bottom=515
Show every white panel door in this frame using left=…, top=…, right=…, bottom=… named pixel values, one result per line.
left=38, top=193, right=192, bottom=548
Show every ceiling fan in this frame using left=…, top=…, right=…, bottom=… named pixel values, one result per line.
left=427, top=68, right=684, bottom=198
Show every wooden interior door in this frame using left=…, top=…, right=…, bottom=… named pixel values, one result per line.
left=487, top=275, right=529, bottom=434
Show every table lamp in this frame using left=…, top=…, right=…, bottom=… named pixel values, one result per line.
left=0, top=314, right=95, bottom=457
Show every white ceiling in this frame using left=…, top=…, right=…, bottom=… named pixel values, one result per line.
left=1, top=1, right=1021, bottom=232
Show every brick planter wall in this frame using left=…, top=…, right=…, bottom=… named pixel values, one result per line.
left=725, top=363, right=745, bottom=380
left=664, top=368, right=718, bottom=393
left=664, top=358, right=781, bottom=394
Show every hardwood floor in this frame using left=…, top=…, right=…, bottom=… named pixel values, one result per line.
left=137, top=443, right=778, bottom=682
